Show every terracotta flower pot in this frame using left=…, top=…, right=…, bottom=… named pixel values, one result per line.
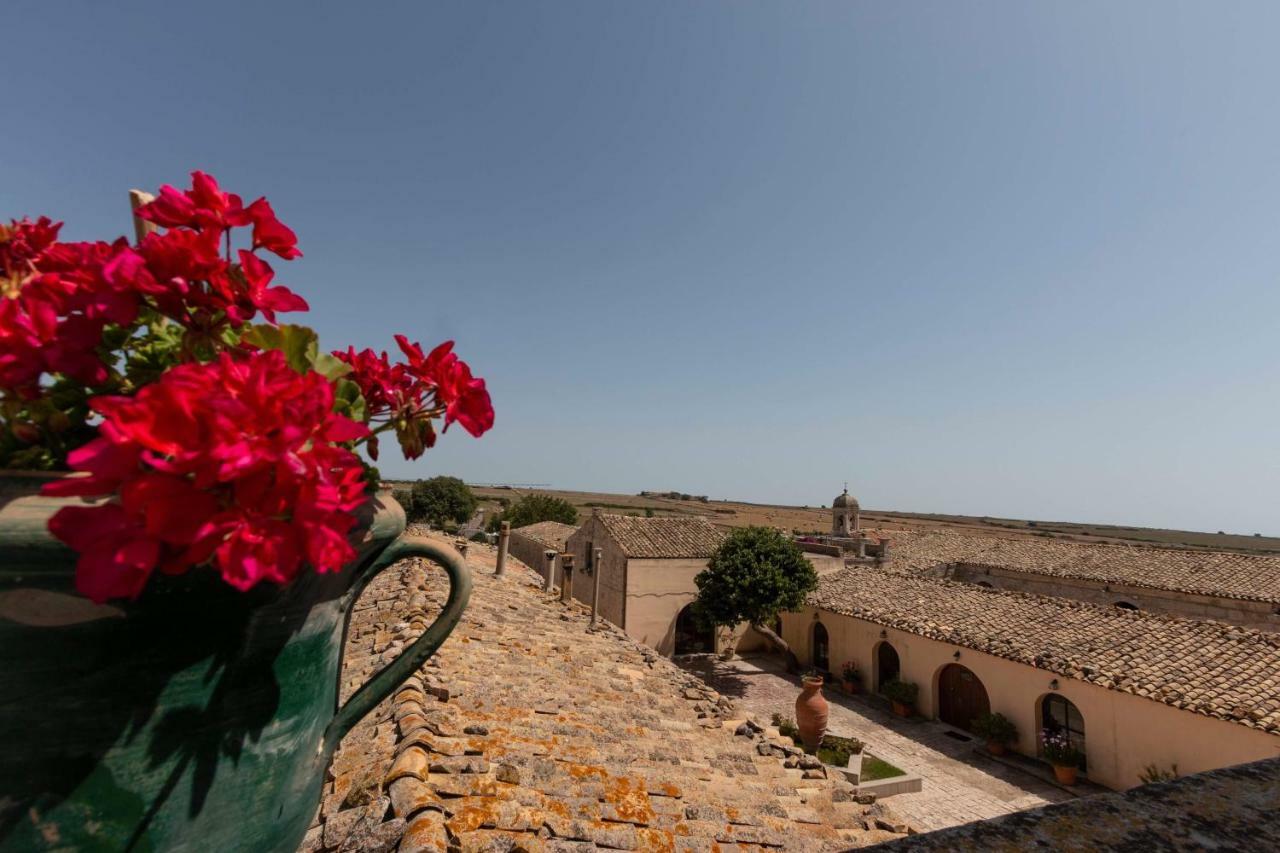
left=843, top=679, right=859, bottom=696
left=891, top=701, right=912, bottom=718
left=0, top=474, right=471, bottom=852
left=986, top=740, right=1006, bottom=756
left=1053, top=764, right=1079, bottom=786
left=795, top=675, right=829, bottom=750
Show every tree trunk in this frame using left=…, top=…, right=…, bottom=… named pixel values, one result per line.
left=750, top=622, right=802, bottom=674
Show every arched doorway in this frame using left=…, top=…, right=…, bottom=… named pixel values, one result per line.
left=674, top=604, right=714, bottom=655
left=875, top=642, right=900, bottom=692
left=937, top=664, right=990, bottom=731
left=811, top=622, right=829, bottom=673
left=1040, top=694, right=1087, bottom=771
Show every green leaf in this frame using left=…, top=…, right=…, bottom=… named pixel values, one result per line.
left=241, top=323, right=319, bottom=374
left=313, top=351, right=352, bottom=381
left=332, top=378, right=367, bottom=423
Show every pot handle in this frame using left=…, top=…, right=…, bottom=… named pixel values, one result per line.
left=323, top=535, right=471, bottom=749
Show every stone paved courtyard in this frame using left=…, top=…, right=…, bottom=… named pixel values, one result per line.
left=676, top=654, right=1073, bottom=833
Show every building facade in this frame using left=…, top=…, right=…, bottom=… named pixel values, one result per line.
left=781, top=565, right=1280, bottom=791
left=564, top=513, right=727, bottom=656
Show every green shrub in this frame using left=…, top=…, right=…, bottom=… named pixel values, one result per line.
left=469, top=531, right=489, bottom=544
left=499, top=493, right=579, bottom=529
left=770, top=713, right=800, bottom=744
left=882, top=679, right=918, bottom=707
left=972, top=712, right=1017, bottom=745
left=407, top=476, right=478, bottom=527
left=817, top=734, right=863, bottom=767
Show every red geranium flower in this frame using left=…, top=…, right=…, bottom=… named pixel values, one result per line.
left=44, top=349, right=369, bottom=601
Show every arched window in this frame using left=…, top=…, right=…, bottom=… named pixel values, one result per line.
left=875, top=641, right=900, bottom=693
left=1040, top=694, right=1086, bottom=770
left=1114, top=601, right=1138, bottom=611
left=811, top=622, right=829, bottom=673
left=674, top=604, right=714, bottom=655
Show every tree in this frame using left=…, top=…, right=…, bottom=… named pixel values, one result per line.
left=693, top=526, right=817, bottom=671
left=500, top=493, right=578, bottom=529
left=407, top=476, right=478, bottom=528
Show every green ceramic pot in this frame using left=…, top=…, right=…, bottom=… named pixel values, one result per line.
left=0, top=473, right=471, bottom=852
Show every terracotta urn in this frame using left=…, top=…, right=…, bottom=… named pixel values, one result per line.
left=1053, top=764, right=1078, bottom=786
left=795, top=675, right=829, bottom=750
left=0, top=474, right=471, bottom=852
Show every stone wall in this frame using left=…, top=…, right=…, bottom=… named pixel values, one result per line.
left=508, top=531, right=557, bottom=585
left=564, top=515, right=628, bottom=628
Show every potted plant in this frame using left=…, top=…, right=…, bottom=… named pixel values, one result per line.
left=883, top=678, right=918, bottom=717
left=1041, top=728, right=1085, bottom=785
left=0, top=173, right=495, bottom=851
left=795, top=671, right=829, bottom=751
left=972, top=712, right=1018, bottom=756
left=840, top=660, right=861, bottom=695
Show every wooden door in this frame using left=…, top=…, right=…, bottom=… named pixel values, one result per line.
left=938, top=664, right=990, bottom=731
left=876, top=642, right=900, bottom=692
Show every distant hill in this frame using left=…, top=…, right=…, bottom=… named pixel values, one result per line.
left=440, top=484, right=1280, bottom=556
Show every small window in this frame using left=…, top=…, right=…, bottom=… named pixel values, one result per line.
left=1114, top=601, right=1138, bottom=611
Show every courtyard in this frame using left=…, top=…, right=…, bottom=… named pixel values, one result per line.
left=677, top=653, right=1075, bottom=833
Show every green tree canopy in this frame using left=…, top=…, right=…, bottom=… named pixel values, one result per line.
left=407, top=476, right=478, bottom=527
left=693, top=526, right=817, bottom=669
left=501, top=493, right=579, bottom=529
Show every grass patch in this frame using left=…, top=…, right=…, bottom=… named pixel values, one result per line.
left=860, top=754, right=906, bottom=781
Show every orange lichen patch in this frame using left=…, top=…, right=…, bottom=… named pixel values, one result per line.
left=399, top=811, right=449, bottom=853
left=566, top=763, right=609, bottom=780
left=444, top=799, right=501, bottom=834
left=602, top=776, right=655, bottom=826
left=480, top=706, right=533, bottom=723
left=541, top=798, right=572, bottom=821
left=633, top=828, right=676, bottom=852
left=651, top=782, right=683, bottom=799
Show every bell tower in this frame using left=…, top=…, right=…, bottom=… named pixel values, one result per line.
left=831, top=485, right=860, bottom=536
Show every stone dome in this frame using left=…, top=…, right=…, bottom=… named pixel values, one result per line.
left=833, top=489, right=859, bottom=509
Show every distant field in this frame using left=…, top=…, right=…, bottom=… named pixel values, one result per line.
left=401, top=484, right=1280, bottom=556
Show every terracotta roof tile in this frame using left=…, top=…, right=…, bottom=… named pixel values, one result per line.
left=510, top=520, right=577, bottom=550
left=596, top=514, right=725, bottom=558
left=884, top=530, right=1280, bottom=603
left=312, top=535, right=905, bottom=850
left=811, top=565, right=1280, bottom=733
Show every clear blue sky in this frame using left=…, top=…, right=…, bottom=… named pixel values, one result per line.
left=6, top=2, right=1279, bottom=534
